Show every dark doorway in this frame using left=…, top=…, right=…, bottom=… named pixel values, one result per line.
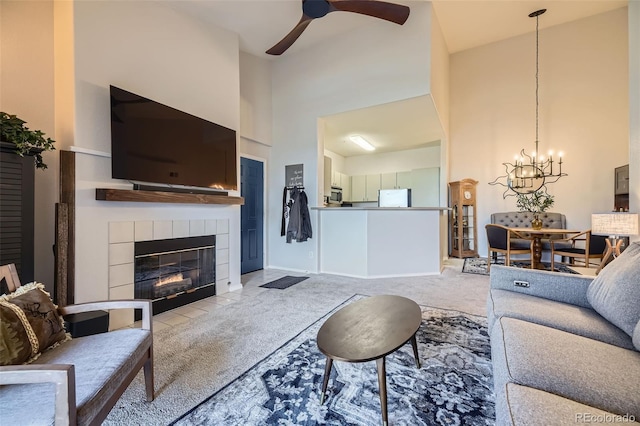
left=241, top=157, right=264, bottom=274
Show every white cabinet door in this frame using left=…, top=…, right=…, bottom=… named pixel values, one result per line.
left=381, top=173, right=397, bottom=190
left=342, top=175, right=351, bottom=201
left=366, top=174, right=381, bottom=201
left=351, top=175, right=366, bottom=201
left=411, top=167, right=440, bottom=207
left=396, top=171, right=412, bottom=189
left=324, top=157, right=332, bottom=195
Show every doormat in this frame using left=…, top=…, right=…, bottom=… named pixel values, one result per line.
left=260, top=275, right=309, bottom=289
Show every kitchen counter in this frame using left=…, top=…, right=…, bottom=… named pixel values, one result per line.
left=314, top=207, right=449, bottom=278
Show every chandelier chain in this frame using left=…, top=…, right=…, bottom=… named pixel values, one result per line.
left=535, top=13, right=540, bottom=148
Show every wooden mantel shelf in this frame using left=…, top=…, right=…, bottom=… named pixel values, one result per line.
left=96, top=188, right=244, bottom=205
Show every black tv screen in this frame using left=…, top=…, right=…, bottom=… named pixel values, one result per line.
left=110, top=85, right=237, bottom=191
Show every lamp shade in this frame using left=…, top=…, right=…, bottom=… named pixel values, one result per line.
left=591, top=213, right=639, bottom=236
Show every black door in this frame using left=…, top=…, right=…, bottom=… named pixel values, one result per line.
left=241, top=157, right=264, bottom=274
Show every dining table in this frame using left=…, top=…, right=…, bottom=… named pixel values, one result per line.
left=507, top=227, right=581, bottom=270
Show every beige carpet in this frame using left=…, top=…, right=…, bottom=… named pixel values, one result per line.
left=104, top=260, right=490, bottom=425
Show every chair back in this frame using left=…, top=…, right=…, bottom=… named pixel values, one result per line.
left=0, top=263, right=22, bottom=294
left=486, top=224, right=508, bottom=250
left=589, top=234, right=607, bottom=255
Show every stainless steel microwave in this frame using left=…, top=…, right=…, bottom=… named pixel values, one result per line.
left=329, top=186, right=342, bottom=204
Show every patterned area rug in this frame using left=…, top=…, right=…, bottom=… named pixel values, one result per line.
left=172, top=297, right=494, bottom=425
left=462, top=257, right=579, bottom=276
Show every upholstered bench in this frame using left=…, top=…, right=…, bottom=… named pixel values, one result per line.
left=491, top=211, right=569, bottom=251
left=0, top=268, right=154, bottom=425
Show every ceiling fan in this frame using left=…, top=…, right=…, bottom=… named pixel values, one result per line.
left=266, top=0, right=410, bottom=55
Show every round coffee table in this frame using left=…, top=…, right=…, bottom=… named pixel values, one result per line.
left=316, top=295, right=422, bottom=426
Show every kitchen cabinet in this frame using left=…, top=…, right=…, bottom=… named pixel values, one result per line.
left=381, top=173, right=396, bottom=190
left=365, top=174, right=381, bottom=201
left=351, top=175, right=366, bottom=201
left=411, top=167, right=440, bottom=207
left=323, top=156, right=332, bottom=195
left=381, top=171, right=412, bottom=189
left=350, top=174, right=380, bottom=202
left=397, top=171, right=412, bottom=189
left=342, top=175, right=351, bottom=202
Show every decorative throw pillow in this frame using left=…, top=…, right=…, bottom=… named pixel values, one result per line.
left=587, top=242, right=640, bottom=337
left=0, top=282, right=69, bottom=365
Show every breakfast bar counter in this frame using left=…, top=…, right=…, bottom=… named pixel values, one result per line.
left=312, top=207, right=450, bottom=278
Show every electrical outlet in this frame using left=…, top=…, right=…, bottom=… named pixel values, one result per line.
left=514, top=280, right=530, bottom=288
left=309, top=251, right=314, bottom=259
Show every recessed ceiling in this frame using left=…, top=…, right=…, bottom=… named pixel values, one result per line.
left=321, top=95, right=443, bottom=157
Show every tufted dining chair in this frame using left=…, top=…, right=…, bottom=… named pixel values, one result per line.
left=485, top=224, right=534, bottom=272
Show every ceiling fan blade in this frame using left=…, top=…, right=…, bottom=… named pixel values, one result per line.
left=328, top=0, right=410, bottom=25
left=266, top=15, right=314, bottom=55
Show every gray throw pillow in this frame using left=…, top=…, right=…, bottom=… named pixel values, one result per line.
left=634, top=321, right=640, bottom=351
left=587, top=242, right=640, bottom=337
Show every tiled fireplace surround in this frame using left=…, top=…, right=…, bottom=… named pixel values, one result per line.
left=107, top=218, right=230, bottom=330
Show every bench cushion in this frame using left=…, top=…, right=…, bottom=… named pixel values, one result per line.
left=0, top=328, right=151, bottom=424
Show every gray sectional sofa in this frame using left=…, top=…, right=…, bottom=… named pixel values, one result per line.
left=487, top=242, right=640, bottom=425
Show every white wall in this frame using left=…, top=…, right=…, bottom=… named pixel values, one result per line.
left=450, top=8, right=629, bottom=256
left=345, top=145, right=440, bottom=176
left=269, top=3, right=433, bottom=272
left=71, top=1, right=242, bottom=302
left=0, top=1, right=57, bottom=289
left=239, top=51, right=272, bottom=146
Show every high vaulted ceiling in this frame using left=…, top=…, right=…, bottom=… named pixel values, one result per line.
left=166, top=0, right=628, bottom=157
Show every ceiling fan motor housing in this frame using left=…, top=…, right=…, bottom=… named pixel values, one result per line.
left=303, top=0, right=332, bottom=18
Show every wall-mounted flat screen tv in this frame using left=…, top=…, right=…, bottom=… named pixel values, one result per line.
left=110, top=85, right=237, bottom=191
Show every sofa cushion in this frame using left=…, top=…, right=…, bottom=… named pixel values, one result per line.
left=487, top=289, right=633, bottom=349
left=0, top=282, right=69, bottom=365
left=587, top=242, right=640, bottom=337
left=0, top=328, right=151, bottom=425
left=491, top=317, right=640, bottom=419
left=499, top=383, right=640, bottom=426
left=634, top=321, right=640, bottom=351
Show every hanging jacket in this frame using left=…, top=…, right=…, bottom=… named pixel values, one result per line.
left=297, top=190, right=312, bottom=242
left=286, top=187, right=301, bottom=243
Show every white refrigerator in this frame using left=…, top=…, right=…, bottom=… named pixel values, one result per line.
left=378, top=189, right=412, bottom=207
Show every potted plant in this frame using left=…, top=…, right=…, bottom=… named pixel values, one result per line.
left=515, top=190, right=555, bottom=230
left=0, top=112, right=56, bottom=169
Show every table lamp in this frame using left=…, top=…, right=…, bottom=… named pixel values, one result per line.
left=591, top=212, right=639, bottom=274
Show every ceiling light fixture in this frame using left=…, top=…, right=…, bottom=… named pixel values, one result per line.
left=490, top=9, right=567, bottom=198
left=349, top=135, right=375, bottom=151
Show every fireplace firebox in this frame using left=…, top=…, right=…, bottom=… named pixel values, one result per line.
left=134, top=235, right=216, bottom=316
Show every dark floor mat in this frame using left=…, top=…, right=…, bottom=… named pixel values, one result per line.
left=259, top=276, right=309, bottom=289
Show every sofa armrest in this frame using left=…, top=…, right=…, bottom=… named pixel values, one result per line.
left=489, top=265, right=594, bottom=308
left=0, top=364, right=77, bottom=425
left=59, top=299, right=152, bottom=331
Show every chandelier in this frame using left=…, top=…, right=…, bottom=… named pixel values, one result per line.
left=490, top=9, right=567, bottom=197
